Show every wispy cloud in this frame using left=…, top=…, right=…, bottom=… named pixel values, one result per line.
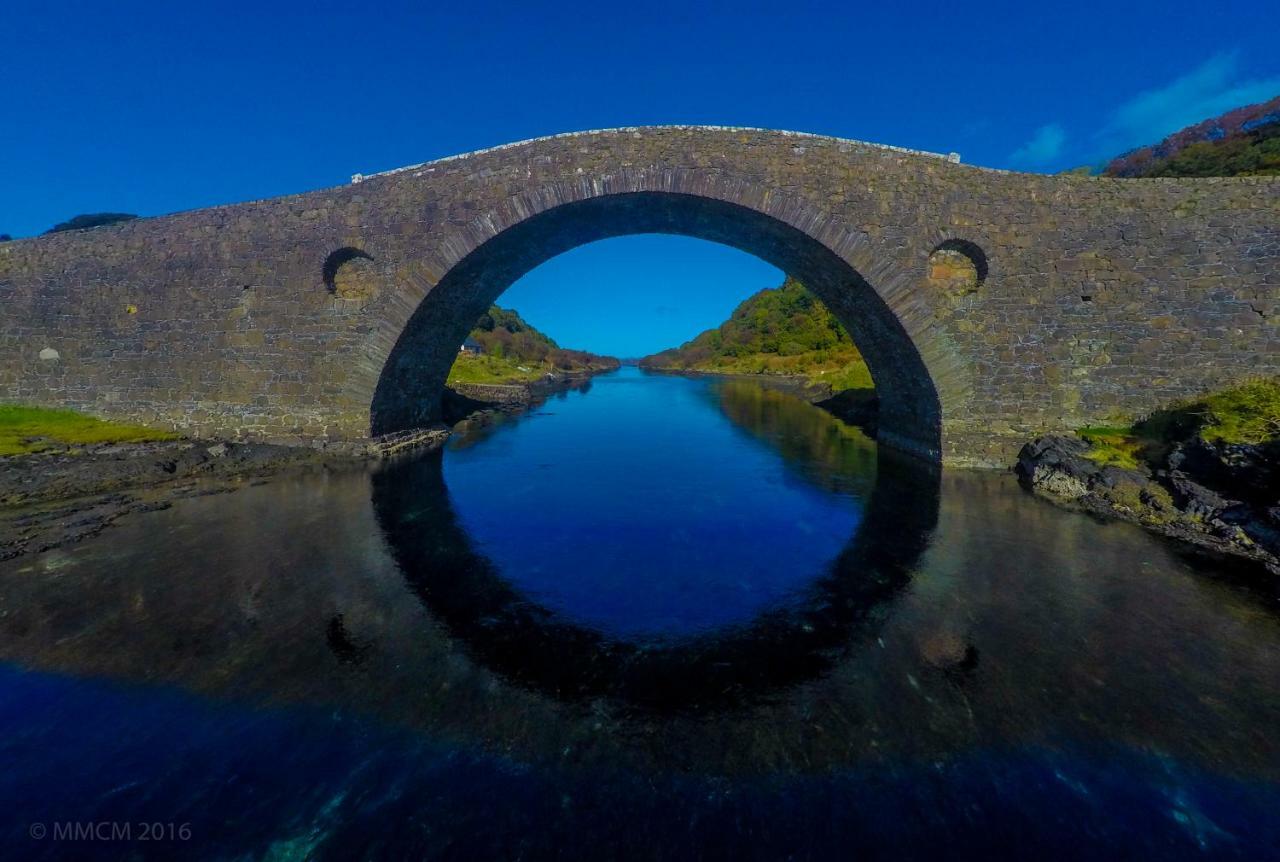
left=1095, top=52, right=1280, bottom=155
left=1009, top=123, right=1066, bottom=167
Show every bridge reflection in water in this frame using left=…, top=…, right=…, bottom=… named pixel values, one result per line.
left=372, top=446, right=937, bottom=713
left=0, top=374, right=1277, bottom=858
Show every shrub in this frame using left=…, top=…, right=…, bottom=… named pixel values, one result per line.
left=1078, top=377, right=1280, bottom=468
left=46, top=213, right=139, bottom=234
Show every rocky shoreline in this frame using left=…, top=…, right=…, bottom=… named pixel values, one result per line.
left=0, top=439, right=361, bottom=561
left=0, top=439, right=345, bottom=511
left=443, top=370, right=604, bottom=431
left=445, top=369, right=602, bottom=418
left=655, top=369, right=1279, bottom=575
left=0, top=370, right=607, bottom=562
left=7, top=365, right=1276, bottom=580
left=1017, top=434, right=1280, bottom=575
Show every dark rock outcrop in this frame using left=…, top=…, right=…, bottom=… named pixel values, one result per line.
left=0, top=440, right=375, bottom=562
left=1017, top=435, right=1279, bottom=574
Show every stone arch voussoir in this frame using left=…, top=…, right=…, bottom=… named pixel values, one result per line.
left=361, top=170, right=974, bottom=461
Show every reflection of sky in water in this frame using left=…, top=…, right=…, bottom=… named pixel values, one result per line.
left=0, top=367, right=1276, bottom=857
left=443, top=368, right=869, bottom=639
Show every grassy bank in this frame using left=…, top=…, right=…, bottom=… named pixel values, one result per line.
left=0, top=405, right=178, bottom=456
left=1078, top=377, right=1280, bottom=468
left=447, top=354, right=550, bottom=386
left=648, top=351, right=873, bottom=392
left=640, top=278, right=875, bottom=393
left=447, top=353, right=619, bottom=387
left=446, top=304, right=619, bottom=386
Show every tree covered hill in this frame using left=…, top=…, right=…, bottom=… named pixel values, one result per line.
left=448, top=305, right=618, bottom=386
left=1102, top=94, right=1280, bottom=178
left=639, top=278, right=873, bottom=392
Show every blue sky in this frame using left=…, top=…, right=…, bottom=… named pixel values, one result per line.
left=3, top=1, right=1277, bottom=354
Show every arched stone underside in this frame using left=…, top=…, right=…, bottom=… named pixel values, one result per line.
left=370, top=191, right=948, bottom=460
left=0, top=126, right=1275, bottom=467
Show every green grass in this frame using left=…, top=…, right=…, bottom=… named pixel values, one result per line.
left=446, top=354, right=550, bottom=386
left=1196, top=379, right=1280, bottom=444
left=655, top=350, right=874, bottom=393
left=1077, top=377, right=1280, bottom=468
left=447, top=351, right=618, bottom=387
left=639, top=278, right=876, bottom=395
left=1078, top=425, right=1148, bottom=469
left=812, top=359, right=875, bottom=392
left=0, top=405, right=179, bottom=456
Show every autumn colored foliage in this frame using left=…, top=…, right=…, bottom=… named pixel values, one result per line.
left=1103, top=94, right=1280, bottom=178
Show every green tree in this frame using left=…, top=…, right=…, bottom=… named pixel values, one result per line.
left=1140, top=123, right=1280, bottom=178
left=639, top=278, right=872, bottom=391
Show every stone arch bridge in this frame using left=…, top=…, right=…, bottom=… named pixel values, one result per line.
left=1, top=127, right=1276, bottom=466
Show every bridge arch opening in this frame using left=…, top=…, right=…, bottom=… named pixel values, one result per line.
left=370, top=191, right=944, bottom=460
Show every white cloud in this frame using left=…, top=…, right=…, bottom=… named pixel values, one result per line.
left=1096, top=52, right=1280, bottom=154
left=1009, top=123, right=1066, bottom=167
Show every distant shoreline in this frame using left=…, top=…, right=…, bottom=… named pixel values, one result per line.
left=0, top=366, right=621, bottom=562
left=637, top=367, right=879, bottom=435
left=637, top=365, right=826, bottom=396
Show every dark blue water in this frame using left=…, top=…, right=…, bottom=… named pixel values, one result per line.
left=442, top=368, right=868, bottom=638
left=0, top=369, right=1278, bottom=860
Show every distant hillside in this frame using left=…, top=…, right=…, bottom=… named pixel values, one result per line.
left=640, top=278, right=872, bottom=392
left=1103, top=94, right=1280, bottom=177
left=448, top=305, right=618, bottom=386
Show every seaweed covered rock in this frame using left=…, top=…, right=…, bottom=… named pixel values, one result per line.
left=1017, top=434, right=1278, bottom=574
left=1018, top=379, right=1280, bottom=574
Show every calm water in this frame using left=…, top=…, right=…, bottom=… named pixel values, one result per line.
left=1, top=367, right=1278, bottom=860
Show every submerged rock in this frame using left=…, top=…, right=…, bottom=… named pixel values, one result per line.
left=919, top=631, right=978, bottom=671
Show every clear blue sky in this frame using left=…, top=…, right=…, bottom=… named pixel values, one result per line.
left=3, top=1, right=1277, bottom=355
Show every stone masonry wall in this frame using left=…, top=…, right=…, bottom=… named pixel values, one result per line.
left=0, top=126, right=1275, bottom=466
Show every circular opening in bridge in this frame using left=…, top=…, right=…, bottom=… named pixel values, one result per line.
left=927, top=239, right=987, bottom=299
left=322, top=247, right=378, bottom=300
left=427, top=233, right=904, bottom=647
left=371, top=191, right=944, bottom=461
left=366, top=198, right=946, bottom=692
